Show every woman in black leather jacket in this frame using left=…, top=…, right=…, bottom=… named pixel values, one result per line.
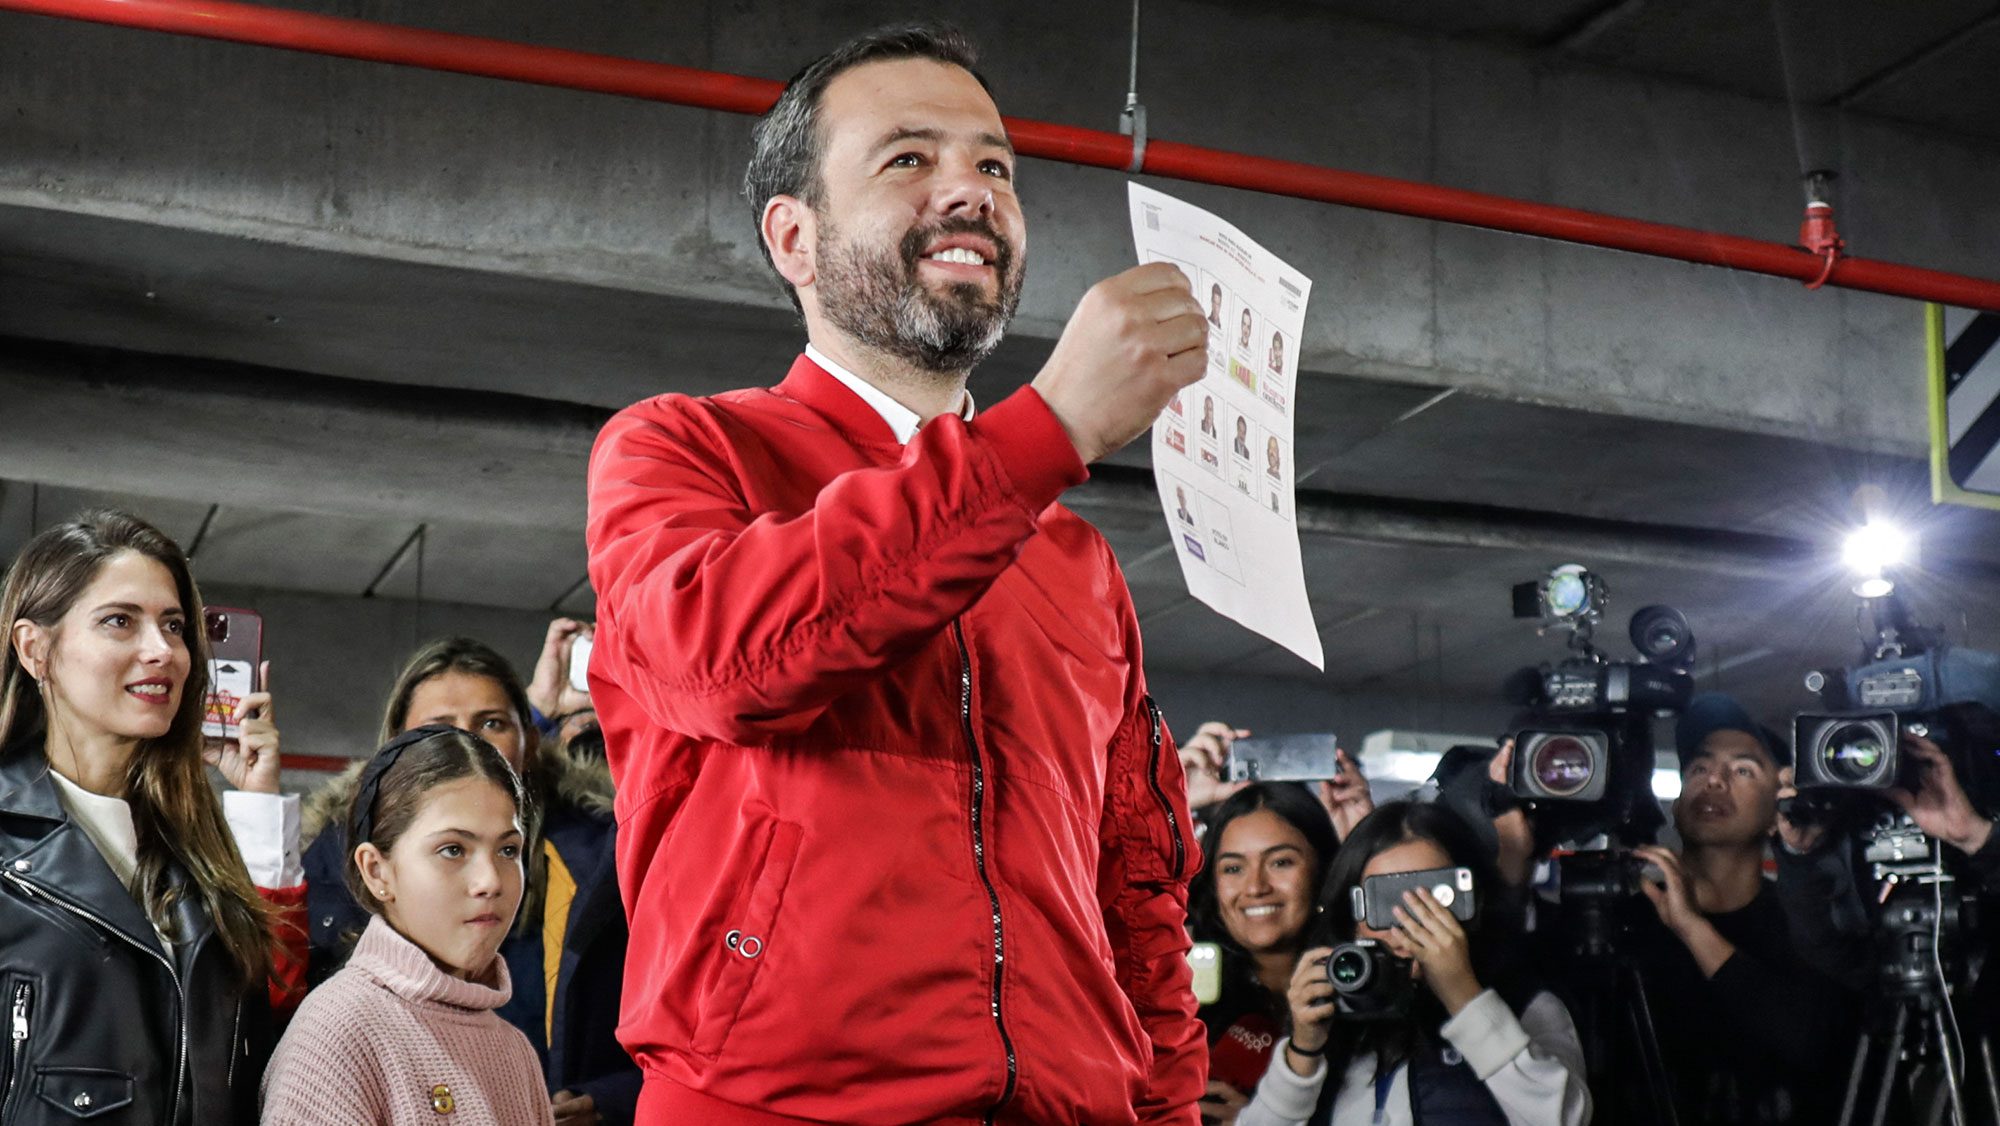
left=0, top=510, right=304, bottom=1124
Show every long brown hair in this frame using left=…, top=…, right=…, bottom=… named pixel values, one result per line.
left=378, top=637, right=540, bottom=766
left=0, top=509, right=276, bottom=987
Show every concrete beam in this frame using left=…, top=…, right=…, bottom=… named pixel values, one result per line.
left=4, top=0, right=1997, bottom=452
left=0, top=337, right=606, bottom=530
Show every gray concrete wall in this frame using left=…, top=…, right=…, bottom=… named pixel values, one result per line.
left=4, top=0, right=1993, bottom=452
left=196, top=583, right=552, bottom=778
left=201, top=582, right=1498, bottom=788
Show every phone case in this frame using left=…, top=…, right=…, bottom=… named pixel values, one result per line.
left=1351, top=866, right=1476, bottom=930
left=202, top=607, right=264, bottom=741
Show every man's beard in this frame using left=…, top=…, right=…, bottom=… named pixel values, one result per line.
left=814, top=215, right=1023, bottom=377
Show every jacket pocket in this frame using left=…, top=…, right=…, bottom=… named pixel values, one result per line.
left=32, top=1069, right=131, bottom=1120
left=0, top=974, right=32, bottom=1122
left=689, top=818, right=803, bottom=1059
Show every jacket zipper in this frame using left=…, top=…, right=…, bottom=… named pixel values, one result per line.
left=953, top=620, right=1017, bottom=1123
left=1143, top=698, right=1187, bottom=879
left=4, top=979, right=29, bottom=1116
left=226, top=997, right=244, bottom=1088
left=1, top=870, right=189, bottom=1122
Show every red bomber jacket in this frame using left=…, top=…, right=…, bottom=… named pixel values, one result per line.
left=584, top=356, right=1203, bottom=1126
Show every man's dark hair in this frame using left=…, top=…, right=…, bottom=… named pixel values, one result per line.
left=743, top=24, right=990, bottom=314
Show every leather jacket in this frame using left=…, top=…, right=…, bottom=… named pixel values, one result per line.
left=0, top=743, right=270, bottom=1125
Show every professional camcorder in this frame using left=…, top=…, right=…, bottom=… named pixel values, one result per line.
left=1503, top=565, right=1694, bottom=847
left=1788, top=569, right=2000, bottom=1122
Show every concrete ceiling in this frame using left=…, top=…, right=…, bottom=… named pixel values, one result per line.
left=10, top=197, right=2000, bottom=730
left=5, top=0, right=2000, bottom=738
left=1284, top=0, right=2000, bottom=143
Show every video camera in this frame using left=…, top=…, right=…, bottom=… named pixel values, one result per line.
left=1793, top=633, right=2000, bottom=806
left=1783, top=571, right=2000, bottom=1126
left=1502, top=565, right=1694, bottom=848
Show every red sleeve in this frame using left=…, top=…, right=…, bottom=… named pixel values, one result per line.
left=259, top=883, right=308, bottom=1017
left=584, top=386, right=1086, bottom=744
left=1097, top=565, right=1204, bottom=1125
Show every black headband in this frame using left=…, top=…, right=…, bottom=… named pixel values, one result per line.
left=348, top=723, right=462, bottom=846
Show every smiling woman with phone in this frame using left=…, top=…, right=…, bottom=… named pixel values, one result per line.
left=0, top=509, right=308, bottom=1125
left=1237, top=801, right=1591, bottom=1126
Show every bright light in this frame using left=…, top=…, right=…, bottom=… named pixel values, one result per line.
left=1842, top=522, right=1909, bottom=577
left=1652, top=769, right=1682, bottom=801
left=1854, top=576, right=1896, bottom=599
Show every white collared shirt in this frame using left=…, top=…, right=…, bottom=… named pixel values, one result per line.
left=806, top=344, right=975, bottom=446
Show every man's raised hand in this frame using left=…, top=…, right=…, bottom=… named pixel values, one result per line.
left=1032, top=263, right=1209, bottom=464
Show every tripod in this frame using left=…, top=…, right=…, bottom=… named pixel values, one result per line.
left=1837, top=849, right=1999, bottom=1126
left=1560, top=890, right=1681, bottom=1126
left=1837, top=993, right=1998, bottom=1126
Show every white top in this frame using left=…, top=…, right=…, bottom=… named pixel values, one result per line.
left=1236, top=990, right=1592, bottom=1126
left=48, top=770, right=142, bottom=890
left=806, top=343, right=975, bottom=445
left=47, top=771, right=303, bottom=891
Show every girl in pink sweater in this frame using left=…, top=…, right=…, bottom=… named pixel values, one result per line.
left=262, top=725, right=555, bottom=1126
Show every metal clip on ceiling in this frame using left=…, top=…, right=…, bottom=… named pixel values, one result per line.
left=1117, top=0, right=1147, bottom=174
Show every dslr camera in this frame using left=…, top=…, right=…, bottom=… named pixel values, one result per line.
left=1325, top=940, right=1413, bottom=1020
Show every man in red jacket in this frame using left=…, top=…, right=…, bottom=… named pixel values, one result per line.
left=586, top=23, right=1209, bottom=1126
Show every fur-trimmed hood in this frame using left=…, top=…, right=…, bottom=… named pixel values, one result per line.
left=301, top=739, right=614, bottom=845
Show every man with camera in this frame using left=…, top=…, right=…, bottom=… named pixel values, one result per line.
left=586, top=23, right=1210, bottom=1126
left=1774, top=727, right=2000, bottom=992
left=1622, top=693, right=1857, bottom=1126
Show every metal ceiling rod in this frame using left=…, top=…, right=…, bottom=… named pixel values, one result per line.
left=5, top=0, right=2000, bottom=311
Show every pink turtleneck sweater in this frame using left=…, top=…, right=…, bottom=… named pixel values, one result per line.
left=261, top=915, right=554, bottom=1126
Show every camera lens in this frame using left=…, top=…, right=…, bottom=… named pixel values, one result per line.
left=1628, top=604, right=1694, bottom=666
left=1329, top=948, right=1369, bottom=989
left=1820, top=723, right=1888, bottom=785
left=1529, top=735, right=1596, bottom=798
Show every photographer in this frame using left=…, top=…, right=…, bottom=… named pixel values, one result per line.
left=1240, top=802, right=1589, bottom=1126
left=1774, top=728, right=2000, bottom=991
left=1623, top=693, right=1857, bottom=1126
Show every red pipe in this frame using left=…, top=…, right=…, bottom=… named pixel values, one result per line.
left=6, top=0, right=2000, bottom=312
left=284, top=753, right=357, bottom=773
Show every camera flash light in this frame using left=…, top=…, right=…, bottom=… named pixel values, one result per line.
left=1842, top=522, right=1909, bottom=578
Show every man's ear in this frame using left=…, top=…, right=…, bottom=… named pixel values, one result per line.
left=761, top=195, right=818, bottom=293
left=10, top=620, right=47, bottom=683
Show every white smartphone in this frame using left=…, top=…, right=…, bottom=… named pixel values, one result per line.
left=1188, top=942, right=1222, bottom=1006
left=568, top=634, right=593, bottom=695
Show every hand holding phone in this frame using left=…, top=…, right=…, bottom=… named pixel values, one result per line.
left=568, top=633, right=593, bottom=696
left=202, top=608, right=264, bottom=741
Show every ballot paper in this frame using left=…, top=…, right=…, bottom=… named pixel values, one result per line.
left=1129, top=182, right=1323, bottom=669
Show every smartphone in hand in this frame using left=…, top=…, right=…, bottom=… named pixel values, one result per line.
left=1350, top=866, right=1476, bottom=930
left=202, top=607, right=263, bottom=741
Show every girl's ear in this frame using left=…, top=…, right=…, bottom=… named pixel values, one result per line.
left=353, top=841, right=396, bottom=904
